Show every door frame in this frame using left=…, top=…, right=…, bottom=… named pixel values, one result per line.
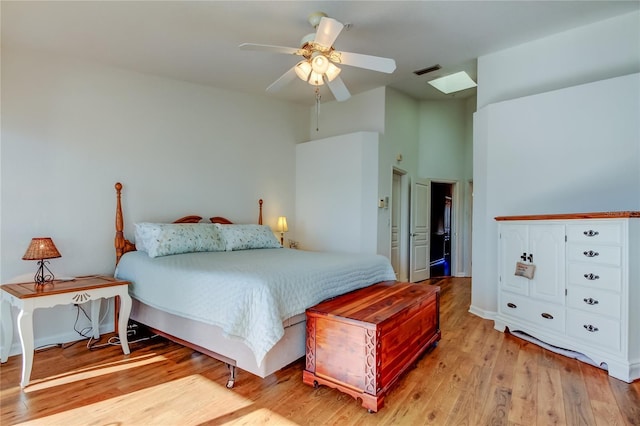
left=391, top=167, right=410, bottom=282
left=427, top=178, right=460, bottom=277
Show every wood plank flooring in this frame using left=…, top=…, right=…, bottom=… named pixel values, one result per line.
left=1, top=277, right=638, bottom=425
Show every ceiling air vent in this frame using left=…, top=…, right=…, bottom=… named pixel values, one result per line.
left=413, top=64, right=441, bottom=76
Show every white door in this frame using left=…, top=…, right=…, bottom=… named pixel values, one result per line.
left=410, top=179, right=430, bottom=282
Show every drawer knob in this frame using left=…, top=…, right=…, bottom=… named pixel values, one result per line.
left=583, top=250, right=599, bottom=258
left=583, top=273, right=600, bottom=280
left=583, top=297, right=599, bottom=305
left=583, top=324, right=599, bottom=332
left=583, top=230, right=599, bottom=237
left=507, top=302, right=517, bottom=309
left=541, top=312, right=554, bottom=320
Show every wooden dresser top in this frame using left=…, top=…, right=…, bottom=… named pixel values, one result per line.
left=495, top=211, right=640, bottom=221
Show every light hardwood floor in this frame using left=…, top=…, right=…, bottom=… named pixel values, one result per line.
left=1, top=278, right=638, bottom=425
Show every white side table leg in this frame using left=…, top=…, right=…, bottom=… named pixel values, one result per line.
left=90, top=299, right=101, bottom=340
left=1, top=299, right=13, bottom=363
left=118, top=294, right=132, bottom=355
left=16, top=309, right=34, bottom=388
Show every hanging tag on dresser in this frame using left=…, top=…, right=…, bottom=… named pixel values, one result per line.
left=515, top=262, right=536, bottom=279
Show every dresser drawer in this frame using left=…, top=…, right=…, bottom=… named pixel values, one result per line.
left=566, top=309, right=620, bottom=352
left=499, top=292, right=565, bottom=333
left=567, top=244, right=621, bottom=266
left=566, top=223, right=622, bottom=244
left=567, top=263, right=622, bottom=292
left=566, top=286, right=621, bottom=319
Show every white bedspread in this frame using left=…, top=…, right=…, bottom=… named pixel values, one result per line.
left=115, top=248, right=396, bottom=365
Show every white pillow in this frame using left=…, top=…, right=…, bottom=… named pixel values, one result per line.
left=134, top=223, right=225, bottom=258
left=214, top=224, right=282, bottom=251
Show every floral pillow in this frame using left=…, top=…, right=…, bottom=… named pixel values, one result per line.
left=134, top=223, right=226, bottom=258
left=214, top=224, right=282, bottom=251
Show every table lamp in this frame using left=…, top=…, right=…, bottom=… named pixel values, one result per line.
left=22, top=237, right=61, bottom=285
left=277, top=216, right=288, bottom=246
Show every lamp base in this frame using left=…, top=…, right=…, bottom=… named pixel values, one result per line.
left=34, top=260, right=55, bottom=286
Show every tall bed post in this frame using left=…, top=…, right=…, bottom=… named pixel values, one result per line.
left=115, top=182, right=135, bottom=265
left=259, top=199, right=263, bottom=225
left=115, top=182, right=125, bottom=265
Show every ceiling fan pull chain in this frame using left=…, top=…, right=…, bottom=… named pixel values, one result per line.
left=315, top=87, right=321, bottom=131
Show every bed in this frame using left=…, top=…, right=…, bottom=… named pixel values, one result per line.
left=112, top=183, right=396, bottom=387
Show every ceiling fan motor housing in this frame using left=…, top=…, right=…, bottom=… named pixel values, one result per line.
left=308, top=11, right=328, bottom=28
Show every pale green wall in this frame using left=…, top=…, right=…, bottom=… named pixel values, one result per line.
left=378, top=88, right=420, bottom=259
left=418, top=99, right=473, bottom=181
left=417, top=97, right=475, bottom=276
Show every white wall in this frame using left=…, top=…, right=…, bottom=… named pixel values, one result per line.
left=417, top=98, right=475, bottom=277
left=471, top=11, right=640, bottom=318
left=472, top=73, right=640, bottom=317
left=418, top=100, right=471, bottom=180
left=478, top=11, right=640, bottom=108
left=1, top=47, right=309, bottom=355
left=378, top=88, right=420, bottom=260
left=295, top=132, right=379, bottom=253
left=308, top=87, right=386, bottom=141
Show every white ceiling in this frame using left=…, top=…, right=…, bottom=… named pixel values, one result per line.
left=2, top=1, right=638, bottom=105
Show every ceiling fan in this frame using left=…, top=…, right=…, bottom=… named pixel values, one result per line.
left=239, top=11, right=396, bottom=102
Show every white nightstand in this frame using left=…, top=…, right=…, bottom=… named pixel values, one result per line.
left=0, top=275, right=132, bottom=388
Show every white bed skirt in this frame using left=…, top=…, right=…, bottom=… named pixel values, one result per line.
left=130, top=299, right=307, bottom=379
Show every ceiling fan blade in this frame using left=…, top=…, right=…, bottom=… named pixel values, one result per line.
left=314, top=17, right=344, bottom=47
left=266, top=67, right=298, bottom=92
left=239, top=43, right=303, bottom=56
left=333, top=51, right=396, bottom=73
left=326, top=76, right=351, bottom=102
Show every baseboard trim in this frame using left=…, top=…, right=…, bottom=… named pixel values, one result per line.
left=468, top=305, right=496, bottom=320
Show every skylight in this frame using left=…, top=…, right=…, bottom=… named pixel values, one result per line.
left=428, top=71, right=477, bottom=94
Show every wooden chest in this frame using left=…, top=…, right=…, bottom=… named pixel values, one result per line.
left=303, top=281, right=441, bottom=412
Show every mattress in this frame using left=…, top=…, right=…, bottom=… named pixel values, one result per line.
left=115, top=248, right=396, bottom=364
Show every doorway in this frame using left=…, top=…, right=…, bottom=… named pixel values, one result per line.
left=430, top=182, right=453, bottom=277
left=391, top=168, right=410, bottom=281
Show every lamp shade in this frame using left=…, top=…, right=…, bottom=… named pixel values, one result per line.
left=277, top=216, right=288, bottom=233
left=308, top=71, right=325, bottom=86
left=295, top=60, right=312, bottom=81
left=22, top=238, right=61, bottom=261
left=325, top=62, right=341, bottom=82
left=311, top=54, right=330, bottom=74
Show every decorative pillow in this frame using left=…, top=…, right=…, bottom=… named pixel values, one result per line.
left=134, top=223, right=225, bottom=258
left=215, top=224, right=282, bottom=251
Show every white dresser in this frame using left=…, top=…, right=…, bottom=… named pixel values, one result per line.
left=494, top=212, right=639, bottom=383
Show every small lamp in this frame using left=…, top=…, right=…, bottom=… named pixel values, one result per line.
left=22, top=237, right=61, bottom=285
left=276, top=216, right=288, bottom=246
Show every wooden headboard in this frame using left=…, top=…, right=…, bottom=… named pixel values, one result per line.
left=114, top=182, right=263, bottom=265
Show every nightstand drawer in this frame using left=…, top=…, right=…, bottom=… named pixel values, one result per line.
left=567, top=263, right=621, bottom=292
left=566, top=286, right=621, bottom=319
left=567, top=310, right=620, bottom=352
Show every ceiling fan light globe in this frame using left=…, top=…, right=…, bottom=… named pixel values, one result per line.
left=325, top=62, right=341, bottom=82
left=308, top=71, right=325, bottom=86
left=311, top=55, right=329, bottom=74
left=295, top=61, right=312, bottom=81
